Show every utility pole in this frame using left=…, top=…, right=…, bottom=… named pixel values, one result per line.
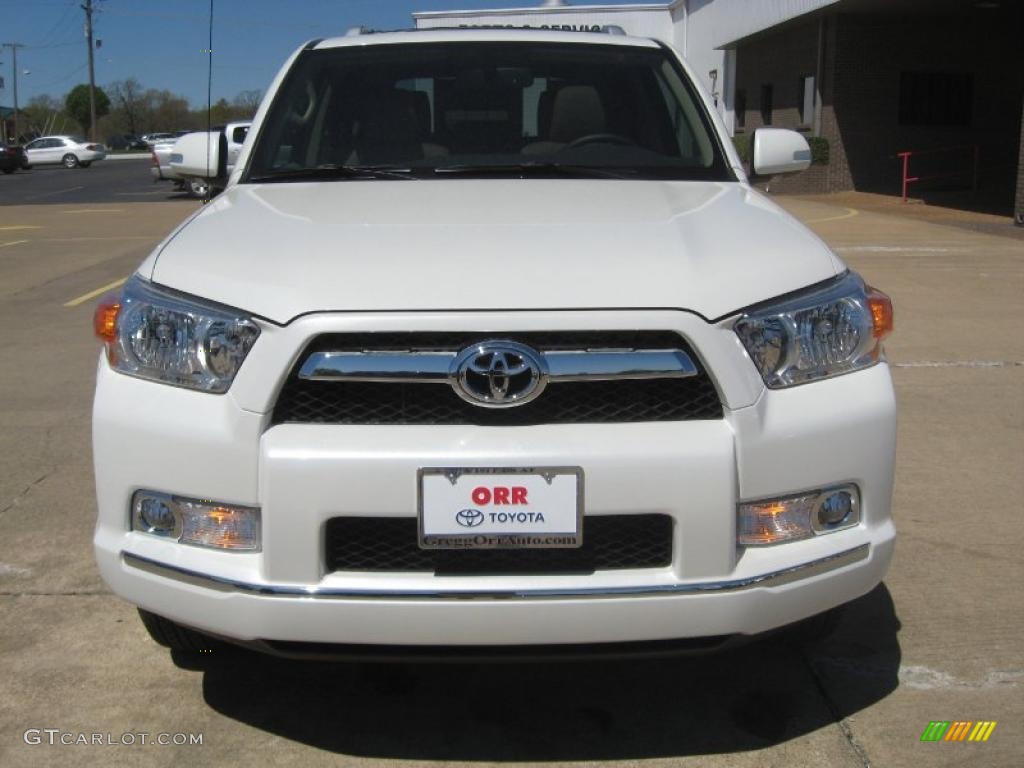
left=1, top=43, right=25, bottom=142
left=83, top=0, right=97, bottom=141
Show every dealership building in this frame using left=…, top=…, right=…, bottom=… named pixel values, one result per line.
left=415, top=0, right=1024, bottom=222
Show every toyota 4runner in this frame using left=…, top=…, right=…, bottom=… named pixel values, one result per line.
left=92, top=27, right=896, bottom=657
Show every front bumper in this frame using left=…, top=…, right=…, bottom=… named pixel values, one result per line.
left=93, top=309, right=896, bottom=647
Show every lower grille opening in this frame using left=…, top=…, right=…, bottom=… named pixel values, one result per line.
left=325, top=514, right=673, bottom=575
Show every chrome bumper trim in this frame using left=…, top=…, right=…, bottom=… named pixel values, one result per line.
left=122, top=544, right=869, bottom=600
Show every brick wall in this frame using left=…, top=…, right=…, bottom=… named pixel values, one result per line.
left=1017, top=101, right=1024, bottom=226
left=734, top=5, right=1023, bottom=208
left=734, top=17, right=845, bottom=195
left=832, top=13, right=1022, bottom=197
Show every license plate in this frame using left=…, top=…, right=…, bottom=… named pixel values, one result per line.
left=418, top=467, right=583, bottom=549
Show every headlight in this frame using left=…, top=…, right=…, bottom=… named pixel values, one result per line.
left=734, top=272, right=892, bottom=388
left=93, top=275, right=260, bottom=393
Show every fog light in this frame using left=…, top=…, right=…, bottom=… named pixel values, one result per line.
left=739, top=485, right=860, bottom=546
left=818, top=490, right=854, bottom=526
left=134, top=495, right=180, bottom=537
left=131, top=491, right=260, bottom=551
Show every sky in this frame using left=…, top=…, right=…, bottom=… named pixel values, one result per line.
left=0, top=0, right=661, bottom=109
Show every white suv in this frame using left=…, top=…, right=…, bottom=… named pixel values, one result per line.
left=92, top=28, right=896, bottom=657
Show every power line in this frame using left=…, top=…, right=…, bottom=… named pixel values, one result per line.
left=34, top=1, right=78, bottom=49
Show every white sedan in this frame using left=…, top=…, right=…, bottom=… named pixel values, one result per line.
left=23, top=135, right=106, bottom=169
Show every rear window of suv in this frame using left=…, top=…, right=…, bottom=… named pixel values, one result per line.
left=245, top=41, right=733, bottom=182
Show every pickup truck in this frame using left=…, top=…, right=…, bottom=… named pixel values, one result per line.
left=92, top=27, right=895, bottom=659
left=168, top=121, right=251, bottom=198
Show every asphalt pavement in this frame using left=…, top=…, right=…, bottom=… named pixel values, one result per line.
left=0, top=189, right=1021, bottom=767
left=0, top=155, right=190, bottom=206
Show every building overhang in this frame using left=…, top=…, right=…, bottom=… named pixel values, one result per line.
left=413, top=1, right=683, bottom=21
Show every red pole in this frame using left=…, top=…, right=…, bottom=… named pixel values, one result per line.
left=899, top=152, right=911, bottom=203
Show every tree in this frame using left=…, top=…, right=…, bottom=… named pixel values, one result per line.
left=108, top=78, right=145, bottom=135
left=65, top=84, right=110, bottom=135
left=143, top=89, right=193, bottom=132
left=232, top=89, right=262, bottom=116
left=22, top=94, right=71, bottom=138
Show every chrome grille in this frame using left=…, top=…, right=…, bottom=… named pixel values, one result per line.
left=272, top=331, right=722, bottom=425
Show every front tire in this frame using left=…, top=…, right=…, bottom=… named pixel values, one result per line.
left=62, top=153, right=80, bottom=169
left=1, top=168, right=12, bottom=175
left=137, top=609, right=219, bottom=653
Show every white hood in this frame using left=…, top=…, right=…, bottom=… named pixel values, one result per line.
left=148, top=180, right=844, bottom=324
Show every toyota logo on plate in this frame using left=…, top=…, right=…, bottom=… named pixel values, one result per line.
left=455, top=508, right=484, bottom=527
left=452, top=341, right=546, bottom=408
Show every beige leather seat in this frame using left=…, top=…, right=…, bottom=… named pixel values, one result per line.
left=523, top=85, right=607, bottom=155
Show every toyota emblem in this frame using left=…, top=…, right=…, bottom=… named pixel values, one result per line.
left=452, top=341, right=546, bottom=407
left=455, top=508, right=485, bottom=527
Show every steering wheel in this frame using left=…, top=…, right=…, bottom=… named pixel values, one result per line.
left=564, top=133, right=637, bottom=150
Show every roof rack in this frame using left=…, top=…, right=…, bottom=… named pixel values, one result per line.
left=340, top=25, right=630, bottom=37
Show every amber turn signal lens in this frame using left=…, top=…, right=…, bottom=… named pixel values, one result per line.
left=866, top=287, right=893, bottom=340
left=93, top=295, right=121, bottom=343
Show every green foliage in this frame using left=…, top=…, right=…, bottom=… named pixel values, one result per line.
left=806, top=136, right=830, bottom=165
left=22, top=94, right=73, bottom=138
left=731, top=133, right=830, bottom=166
left=732, top=134, right=752, bottom=165
left=65, top=84, right=111, bottom=134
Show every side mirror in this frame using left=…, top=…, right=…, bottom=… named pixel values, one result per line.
left=752, top=128, right=812, bottom=176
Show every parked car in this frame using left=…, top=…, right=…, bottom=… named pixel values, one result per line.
left=92, top=28, right=896, bottom=658
left=169, top=121, right=251, bottom=198
left=107, top=134, right=148, bottom=151
left=23, top=135, right=106, bottom=168
left=0, top=143, right=28, bottom=174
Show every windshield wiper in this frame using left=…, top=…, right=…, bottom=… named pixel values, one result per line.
left=434, top=162, right=635, bottom=180
left=247, top=164, right=416, bottom=183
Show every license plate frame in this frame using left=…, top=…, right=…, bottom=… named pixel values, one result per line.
left=417, top=466, right=584, bottom=550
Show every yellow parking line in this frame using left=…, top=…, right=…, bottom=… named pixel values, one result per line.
left=0, top=225, right=42, bottom=231
left=64, top=277, right=127, bottom=307
left=0, top=239, right=30, bottom=249
left=63, top=209, right=126, bottom=215
left=804, top=207, right=859, bottom=224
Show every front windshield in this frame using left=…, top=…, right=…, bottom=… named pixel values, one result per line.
left=245, top=41, right=732, bottom=181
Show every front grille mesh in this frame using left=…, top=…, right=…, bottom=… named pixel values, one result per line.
left=325, top=515, right=673, bottom=575
left=272, top=331, right=722, bottom=426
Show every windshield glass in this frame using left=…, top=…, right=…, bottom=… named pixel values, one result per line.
left=245, top=41, right=732, bottom=181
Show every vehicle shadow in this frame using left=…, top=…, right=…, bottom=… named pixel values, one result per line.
left=180, top=584, right=900, bottom=761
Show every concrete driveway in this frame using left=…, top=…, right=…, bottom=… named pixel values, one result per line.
left=0, top=193, right=1020, bottom=767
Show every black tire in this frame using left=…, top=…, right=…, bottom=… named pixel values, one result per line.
left=80, top=161, right=92, bottom=168
left=188, top=178, right=210, bottom=199
left=1, top=168, right=12, bottom=174
left=62, top=153, right=79, bottom=169
left=137, top=609, right=219, bottom=653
